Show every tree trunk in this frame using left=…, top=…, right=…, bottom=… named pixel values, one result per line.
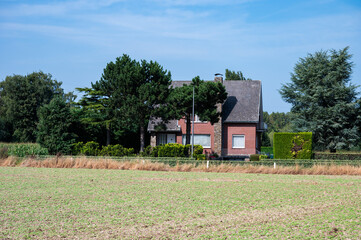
left=106, top=123, right=111, bottom=146
left=140, top=125, right=145, bottom=152
left=185, top=114, right=191, bottom=145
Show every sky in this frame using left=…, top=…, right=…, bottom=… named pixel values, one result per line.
left=0, top=0, right=360, bottom=113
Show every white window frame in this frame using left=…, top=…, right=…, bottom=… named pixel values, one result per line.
left=182, top=134, right=211, bottom=148
left=232, top=135, right=245, bottom=149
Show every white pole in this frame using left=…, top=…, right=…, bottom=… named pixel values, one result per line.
left=207, top=160, right=209, bottom=169
left=274, top=162, right=276, bottom=169
left=191, top=86, right=195, bottom=158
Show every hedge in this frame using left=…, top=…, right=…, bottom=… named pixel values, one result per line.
left=144, top=143, right=204, bottom=159
left=71, top=142, right=134, bottom=157
left=273, top=132, right=312, bottom=159
left=314, top=153, right=361, bottom=160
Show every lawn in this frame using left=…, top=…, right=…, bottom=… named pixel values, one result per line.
left=0, top=167, right=360, bottom=239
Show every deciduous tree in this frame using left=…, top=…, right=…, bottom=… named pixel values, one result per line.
left=0, top=72, right=63, bottom=142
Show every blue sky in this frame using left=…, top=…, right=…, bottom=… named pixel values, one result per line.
left=1, top=0, right=360, bottom=113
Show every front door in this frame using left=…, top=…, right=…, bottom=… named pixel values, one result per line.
left=167, top=134, right=176, bottom=144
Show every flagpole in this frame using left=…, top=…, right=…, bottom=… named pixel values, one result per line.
left=191, top=86, right=195, bottom=158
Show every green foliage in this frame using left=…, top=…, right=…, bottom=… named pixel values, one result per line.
left=0, top=72, right=64, bottom=142
left=142, top=143, right=203, bottom=158
left=71, top=141, right=134, bottom=157
left=0, top=143, right=49, bottom=157
left=261, top=146, right=273, bottom=154
left=250, top=154, right=260, bottom=161
left=314, top=153, right=361, bottom=160
left=99, top=144, right=135, bottom=157
left=37, top=97, right=76, bottom=155
left=196, top=154, right=206, bottom=160
left=166, top=76, right=227, bottom=145
left=0, top=147, right=8, bottom=159
left=82, top=141, right=100, bottom=156
left=72, top=142, right=84, bottom=155
left=79, top=54, right=172, bottom=151
left=225, top=69, right=251, bottom=80
left=273, top=132, right=313, bottom=159
left=259, top=154, right=268, bottom=160
left=279, top=47, right=360, bottom=151
left=263, top=112, right=292, bottom=133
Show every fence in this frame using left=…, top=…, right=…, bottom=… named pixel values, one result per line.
left=30, top=155, right=361, bottom=168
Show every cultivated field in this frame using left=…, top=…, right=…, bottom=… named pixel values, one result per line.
left=0, top=167, right=360, bottom=239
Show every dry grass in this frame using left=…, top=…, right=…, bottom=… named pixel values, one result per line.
left=1, top=156, right=361, bottom=175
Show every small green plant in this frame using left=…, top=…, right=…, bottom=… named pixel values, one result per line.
left=196, top=154, right=206, bottom=160
left=250, top=154, right=260, bottom=161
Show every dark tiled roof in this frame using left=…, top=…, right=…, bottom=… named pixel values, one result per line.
left=222, top=80, right=261, bottom=123
left=171, top=81, right=192, bottom=88
left=147, top=80, right=262, bottom=131
left=147, top=117, right=180, bottom=132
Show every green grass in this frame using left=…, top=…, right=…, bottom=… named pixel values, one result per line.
left=0, top=167, right=360, bottom=239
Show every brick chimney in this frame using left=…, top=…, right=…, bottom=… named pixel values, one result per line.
left=214, top=73, right=223, bottom=83
left=213, top=73, right=223, bottom=157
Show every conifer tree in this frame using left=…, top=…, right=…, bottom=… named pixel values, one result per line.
left=280, top=47, right=360, bottom=151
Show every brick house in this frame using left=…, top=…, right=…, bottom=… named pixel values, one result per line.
left=147, top=75, right=266, bottom=158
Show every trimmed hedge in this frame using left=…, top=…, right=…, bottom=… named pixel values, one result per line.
left=71, top=142, right=134, bottom=157
left=314, top=153, right=361, bottom=160
left=273, top=132, right=312, bottom=159
left=144, top=143, right=203, bottom=159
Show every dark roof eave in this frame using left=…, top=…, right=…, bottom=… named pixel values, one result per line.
left=223, top=121, right=259, bottom=124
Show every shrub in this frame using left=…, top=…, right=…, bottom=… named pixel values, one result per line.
left=1, top=143, right=49, bottom=157
left=261, top=146, right=273, bottom=154
left=250, top=154, right=260, bottom=161
left=144, top=143, right=203, bottom=158
left=273, top=132, right=312, bottom=159
left=82, top=141, right=99, bottom=156
left=196, top=154, right=206, bottom=160
left=72, top=142, right=84, bottom=155
left=259, top=154, right=268, bottom=160
left=0, top=147, right=8, bottom=159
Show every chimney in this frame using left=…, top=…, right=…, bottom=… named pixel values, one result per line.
left=214, top=73, right=223, bottom=83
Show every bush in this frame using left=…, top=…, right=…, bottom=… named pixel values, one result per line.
left=261, top=146, right=273, bottom=154
left=259, top=154, right=268, bottom=160
left=273, top=132, right=312, bottom=159
left=142, top=143, right=203, bottom=158
left=250, top=154, right=260, bottom=161
left=82, top=141, right=99, bottom=156
left=196, top=154, right=206, bottom=160
left=0, top=147, right=8, bottom=159
left=0, top=143, right=49, bottom=157
left=72, top=142, right=84, bottom=155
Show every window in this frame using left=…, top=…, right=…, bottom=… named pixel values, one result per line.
left=157, top=133, right=176, bottom=145
left=182, top=134, right=211, bottom=148
left=232, top=135, right=245, bottom=148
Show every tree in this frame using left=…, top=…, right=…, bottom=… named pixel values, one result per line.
left=80, top=54, right=172, bottom=152
left=37, top=96, right=76, bottom=154
left=167, top=76, right=227, bottom=145
left=279, top=47, right=360, bottom=152
left=0, top=72, right=63, bottom=142
left=225, top=69, right=251, bottom=80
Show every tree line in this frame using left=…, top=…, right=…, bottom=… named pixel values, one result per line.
left=1, top=47, right=360, bottom=154
left=0, top=55, right=227, bottom=154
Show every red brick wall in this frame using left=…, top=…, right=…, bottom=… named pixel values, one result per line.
left=176, top=118, right=215, bottom=155
left=223, top=123, right=257, bottom=155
